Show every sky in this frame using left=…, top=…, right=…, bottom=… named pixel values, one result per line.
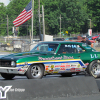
left=0, top=0, right=10, bottom=6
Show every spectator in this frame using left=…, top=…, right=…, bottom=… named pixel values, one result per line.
left=81, top=35, right=93, bottom=47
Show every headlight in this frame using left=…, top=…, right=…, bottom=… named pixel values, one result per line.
left=11, top=61, right=16, bottom=67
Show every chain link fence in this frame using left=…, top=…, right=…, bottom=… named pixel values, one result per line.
left=0, top=40, right=100, bottom=53
left=0, top=34, right=100, bottom=53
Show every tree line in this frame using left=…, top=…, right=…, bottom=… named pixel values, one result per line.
left=0, top=0, right=100, bottom=36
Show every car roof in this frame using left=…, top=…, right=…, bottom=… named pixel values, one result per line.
left=39, top=41, right=83, bottom=44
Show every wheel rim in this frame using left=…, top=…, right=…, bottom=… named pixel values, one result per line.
left=31, top=65, right=41, bottom=78
left=91, top=63, right=100, bottom=75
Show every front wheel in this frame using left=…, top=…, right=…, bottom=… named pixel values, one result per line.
left=86, top=60, right=100, bottom=78
left=1, top=73, right=15, bottom=80
left=26, top=64, right=44, bottom=79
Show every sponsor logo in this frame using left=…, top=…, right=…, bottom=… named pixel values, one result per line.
left=60, top=68, right=65, bottom=70
left=70, top=68, right=75, bottom=72
left=38, top=55, right=74, bottom=61
left=55, top=65, right=61, bottom=67
left=90, top=54, right=98, bottom=58
left=18, top=68, right=26, bottom=72
left=55, top=68, right=60, bottom=71
left=76, top=68, right=80, bottom=71
left=51, top=65, right=54, bottom=68
left=77, top=64, right=80, bottom=68
left=66, top=69, right=70, bottom=71
left=53, top=71, right=59, bottom=73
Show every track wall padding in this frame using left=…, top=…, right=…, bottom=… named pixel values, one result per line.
left=0, top=77, right=99, bottom=100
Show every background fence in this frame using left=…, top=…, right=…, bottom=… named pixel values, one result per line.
left=0, top=40, right=100, bottom=53
left=0, top=33, right=100, bottom=53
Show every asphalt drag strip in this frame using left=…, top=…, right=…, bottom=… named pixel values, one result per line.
left=0, top=76, right=100, bottom=100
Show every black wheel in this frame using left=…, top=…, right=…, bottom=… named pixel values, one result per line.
left=26, top=64, right=44, bottom=79
left=1, top=73, right=15, bottom=80
left=61, top=73, right=72, bottom=77
left=86, top=60, right=100, bottom=78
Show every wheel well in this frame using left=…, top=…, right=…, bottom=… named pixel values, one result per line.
left=25, top=63, right=45, bottom=75
left=29, top=63, right=45, bottom=70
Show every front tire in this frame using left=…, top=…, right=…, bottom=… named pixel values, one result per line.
left=86, top=60, right=100, bottom=78
left=1, top=73, right=15, bottom=80
left=26, top=64, right=44, bottom=79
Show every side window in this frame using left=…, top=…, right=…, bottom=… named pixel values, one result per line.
left=57, top=44, right=78, bottom=54
left=76, top=45, right=85, bottom=53
left=34, top=44, right=48, bottom=51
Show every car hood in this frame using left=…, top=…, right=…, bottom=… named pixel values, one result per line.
left=0, top=51, right=49, bottom=61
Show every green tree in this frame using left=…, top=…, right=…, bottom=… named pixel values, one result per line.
left=87, top=0, right=100, bottom=32
left=0, top=3, right=7, bottom=36
left=42, top=0, right=88, bottom=35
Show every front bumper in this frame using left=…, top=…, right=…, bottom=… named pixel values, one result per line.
left=0, top=67, right=27, bottom=74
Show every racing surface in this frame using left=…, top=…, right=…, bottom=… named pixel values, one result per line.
left=0, top=74, right=100, bottom=100
left=0, top=54, right=100, bottom=100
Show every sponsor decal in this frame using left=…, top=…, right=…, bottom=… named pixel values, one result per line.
left=55, top=68, right=60, bottom=71
left=55, top=63, right=70, bottom=68
left=60, top=68, right=65, bottom=70
left=48, top=70, right=53, bottom=73
left=61, top=63, right=70, bottom=68
left=82, top=66, right=86, bottom=69
left=51, top=65, right=54, bottom=68
left=45, top=66, right=49, bottom=70
left=18, top=68, right=26, bottom=72
left=60, top=65, right=65, bottom=67
left=90, top=54, right=98, bottom=58
left=53, top=71, right=59, bottom=73
left=71, top=65, right=76, bottom=67
left=38, top=55, right=74, bottom=61
left=55, top=65, right=61, bottom=67
left=70, top=68, right=75, bottom=72
left=76, top=68, right=80, bottom=71
left=77, top=64, right=81, bottom=68
left=63, top=55, right=74, bottom=59
left=66, top=69, right=70, bottom=71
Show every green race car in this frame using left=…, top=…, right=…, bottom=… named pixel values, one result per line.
left=0, top=41, right=100, bottom=79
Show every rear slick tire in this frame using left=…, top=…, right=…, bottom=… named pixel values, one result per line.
left=86, top=60, right=100, bottom=78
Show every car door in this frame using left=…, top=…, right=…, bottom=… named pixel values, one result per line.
left=53, top=43, right=86, bottom=73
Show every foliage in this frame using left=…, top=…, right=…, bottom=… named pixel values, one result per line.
left=0, top=3, right=7, bottom=36
left=0, top=0, right=100, bottom=37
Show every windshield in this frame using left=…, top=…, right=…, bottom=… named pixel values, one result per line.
left=30, top=43, right=59, bottom=54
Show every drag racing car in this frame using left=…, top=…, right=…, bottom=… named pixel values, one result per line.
left=0, top=41, right=100, bottom=79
